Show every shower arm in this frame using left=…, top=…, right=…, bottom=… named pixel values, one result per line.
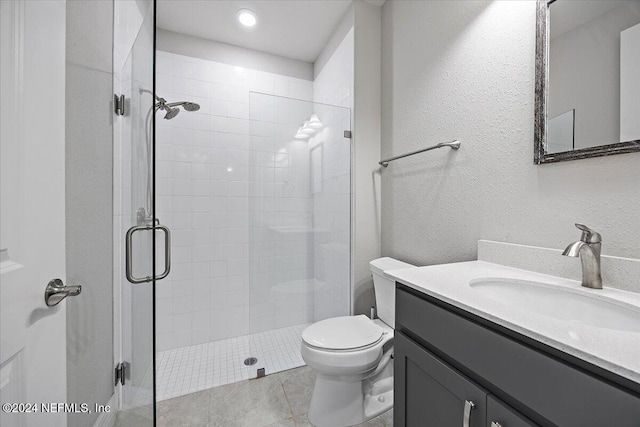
left=139, top=87, right=169, bottom=108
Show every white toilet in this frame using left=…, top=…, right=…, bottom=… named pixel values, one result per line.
left=301, top=257, right=414, bottom=427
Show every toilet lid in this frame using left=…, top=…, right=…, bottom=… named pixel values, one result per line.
left=302, top=315, right=383, bottom=351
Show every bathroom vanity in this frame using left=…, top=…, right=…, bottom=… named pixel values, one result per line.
left=387, top=261, right=640, bottom=427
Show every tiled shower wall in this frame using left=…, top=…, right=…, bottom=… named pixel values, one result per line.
left=311, top=28, right=355, bottom=322
left=154, top=51, right=316, bottom=351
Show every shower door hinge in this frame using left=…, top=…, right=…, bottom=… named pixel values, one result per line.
left=115, top=361, right=129, bottom=386
left=344, top=130, right=352, bottom=138
left=114, top=94, right=125, bottom=116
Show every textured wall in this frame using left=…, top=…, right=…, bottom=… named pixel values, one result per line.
left=353, top=1, right=383, bottom=316
left=65, top=0, right=114, bottom=425
left=381, top=1, right=640, bottom=275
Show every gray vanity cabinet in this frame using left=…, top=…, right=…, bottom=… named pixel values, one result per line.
left=395, top=332, right=487, bottom=426
left=487, top=396, right=536, bottom=427
left=394, top=285, right=640, bottom=427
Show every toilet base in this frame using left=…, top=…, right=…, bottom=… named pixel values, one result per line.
left=308, top=354, right=393, bottom=427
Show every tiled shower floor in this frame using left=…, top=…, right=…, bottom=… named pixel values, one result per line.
left=156, top=323, right=310, bottom=400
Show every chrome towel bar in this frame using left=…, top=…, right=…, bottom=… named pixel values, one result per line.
left=379, top=140, right=461, bottom=167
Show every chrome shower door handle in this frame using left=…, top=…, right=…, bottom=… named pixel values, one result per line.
left=155, top=224, right=171, bottom=280
left=462, top=400, right=475, bottom=427
left=125, top=223, right=171, bottom=284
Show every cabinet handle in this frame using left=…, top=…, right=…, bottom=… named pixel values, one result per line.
left=463, top=400, right=475, bottom=427
left=491, top=423, right=503, bottom=427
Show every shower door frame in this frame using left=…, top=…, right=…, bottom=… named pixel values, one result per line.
left=113, top=0, right=158, bottom=423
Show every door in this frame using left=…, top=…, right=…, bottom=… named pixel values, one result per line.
left=0, top=1, right=68, bottom=426
left=113, top=0, right=157, bottom=425
left=395, top=332, right=487, bottom=427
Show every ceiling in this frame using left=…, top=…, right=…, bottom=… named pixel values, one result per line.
left=157, top=0, right=354, bottom=63
left=550, top=1, right=627, bottom=40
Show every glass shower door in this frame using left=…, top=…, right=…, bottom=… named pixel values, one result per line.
left=247, top=93, right=352, bottom=377
left=113, top=0, right=156, bottom=424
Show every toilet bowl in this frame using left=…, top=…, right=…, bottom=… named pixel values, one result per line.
left=301, top=257, right=414, bottom=427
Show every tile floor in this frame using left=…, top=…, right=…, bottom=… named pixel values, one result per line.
left=115, top=407, right=153, bottom=427
left=157, top=366, right=393, bottom=427
left=157, top=323, right=309, bottom=400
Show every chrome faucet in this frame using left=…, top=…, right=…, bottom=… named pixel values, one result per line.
left=562, top=223, right=602, bottom=289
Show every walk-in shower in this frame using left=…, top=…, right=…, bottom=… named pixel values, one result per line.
left=153, top=51, right=353, bottom=400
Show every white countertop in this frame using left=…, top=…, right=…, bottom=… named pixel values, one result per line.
left=385, top=261, right=640, bottom=385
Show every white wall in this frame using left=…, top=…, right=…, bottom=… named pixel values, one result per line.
left=65, top=1, right=114, bottom=425
left=155, top=51, right=314, bottom=351
left=381, top=1, right=640, bottom=291
left=352, top=1, right=382, bottom=316
left=549, top=2, right=640, bottom=148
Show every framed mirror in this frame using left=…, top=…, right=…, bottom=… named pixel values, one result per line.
left=535, top=0, right=640, bottom=164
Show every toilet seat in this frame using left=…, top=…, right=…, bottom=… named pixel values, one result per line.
left=301, top=318, right=393, bottom=378
left=302, top=315, right=383, bottom=351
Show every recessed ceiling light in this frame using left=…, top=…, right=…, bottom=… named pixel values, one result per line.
left=237, top=9, right=257, bottom=27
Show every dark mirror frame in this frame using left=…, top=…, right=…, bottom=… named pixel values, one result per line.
left=534, top=0, right=640, bottom=164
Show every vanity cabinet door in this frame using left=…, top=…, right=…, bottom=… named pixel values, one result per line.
left=395, top=332, right=487, bottom=427
left=487, top=396, right=538, bottom=427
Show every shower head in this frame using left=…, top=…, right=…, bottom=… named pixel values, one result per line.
left=155, top=96, right=200, bottom=120
left=182, top=102, right=200, bottom=112
left=164, top=108, right=180, bottom=120
left=166, top=100, right=201, bottom=112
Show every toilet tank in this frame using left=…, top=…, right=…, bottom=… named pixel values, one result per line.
left=369, top=257, right=415, bottom=328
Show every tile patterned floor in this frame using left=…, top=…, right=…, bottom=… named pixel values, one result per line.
left=157, top=366, right=393, bottom=427
left=156, top=323, right=309, bottom=400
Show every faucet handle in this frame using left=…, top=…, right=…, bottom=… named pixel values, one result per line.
left=575, top=223, right=601, bottom=243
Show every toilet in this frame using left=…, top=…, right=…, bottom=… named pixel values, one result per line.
left=301, top=257, right=414, bottom=427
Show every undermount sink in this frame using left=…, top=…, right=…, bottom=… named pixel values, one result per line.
left=469, top=278, right=640, bottom=333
